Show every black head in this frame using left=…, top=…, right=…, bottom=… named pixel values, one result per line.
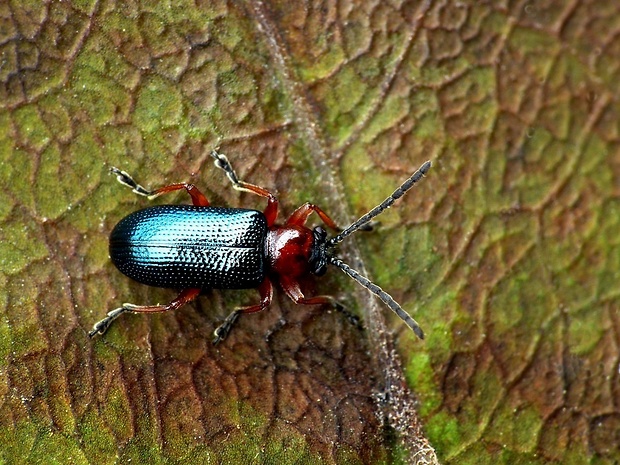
left=308, top=226, right=328, bottom=276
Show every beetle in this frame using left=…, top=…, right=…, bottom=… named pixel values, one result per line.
left=89, top=150, right=430, bottom=343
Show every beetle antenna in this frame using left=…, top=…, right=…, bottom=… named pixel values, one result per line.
left=328, top=257, right=424, bottom=339
left=327, top=161, right=431, bottom=247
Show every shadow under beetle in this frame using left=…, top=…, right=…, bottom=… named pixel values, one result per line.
left=89, top=151, right=431, bottom=343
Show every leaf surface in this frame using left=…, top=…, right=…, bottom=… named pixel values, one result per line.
left=0, top=1, right=618, bottom=464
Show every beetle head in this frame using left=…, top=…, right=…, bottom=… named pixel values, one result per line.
left=309, top=226, right=328, bottom=276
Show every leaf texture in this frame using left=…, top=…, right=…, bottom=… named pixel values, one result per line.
left=0, top=1, right=618, bottom=464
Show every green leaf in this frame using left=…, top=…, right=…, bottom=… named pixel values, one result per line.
left=1, top=1, right=618, bottom=464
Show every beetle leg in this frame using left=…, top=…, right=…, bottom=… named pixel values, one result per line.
left=286, top=203, right=340, bottom=229
left=278, top=276, right=362, bottom=329
left=89, top=288, right=201, bottom=338
left=210, top=150, right=279, bottom=226
left=286, top=202, right=378, bottom=232
left=213, top=278, right=273, bottom=344
left=110, top=167, right=210, bottom=206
